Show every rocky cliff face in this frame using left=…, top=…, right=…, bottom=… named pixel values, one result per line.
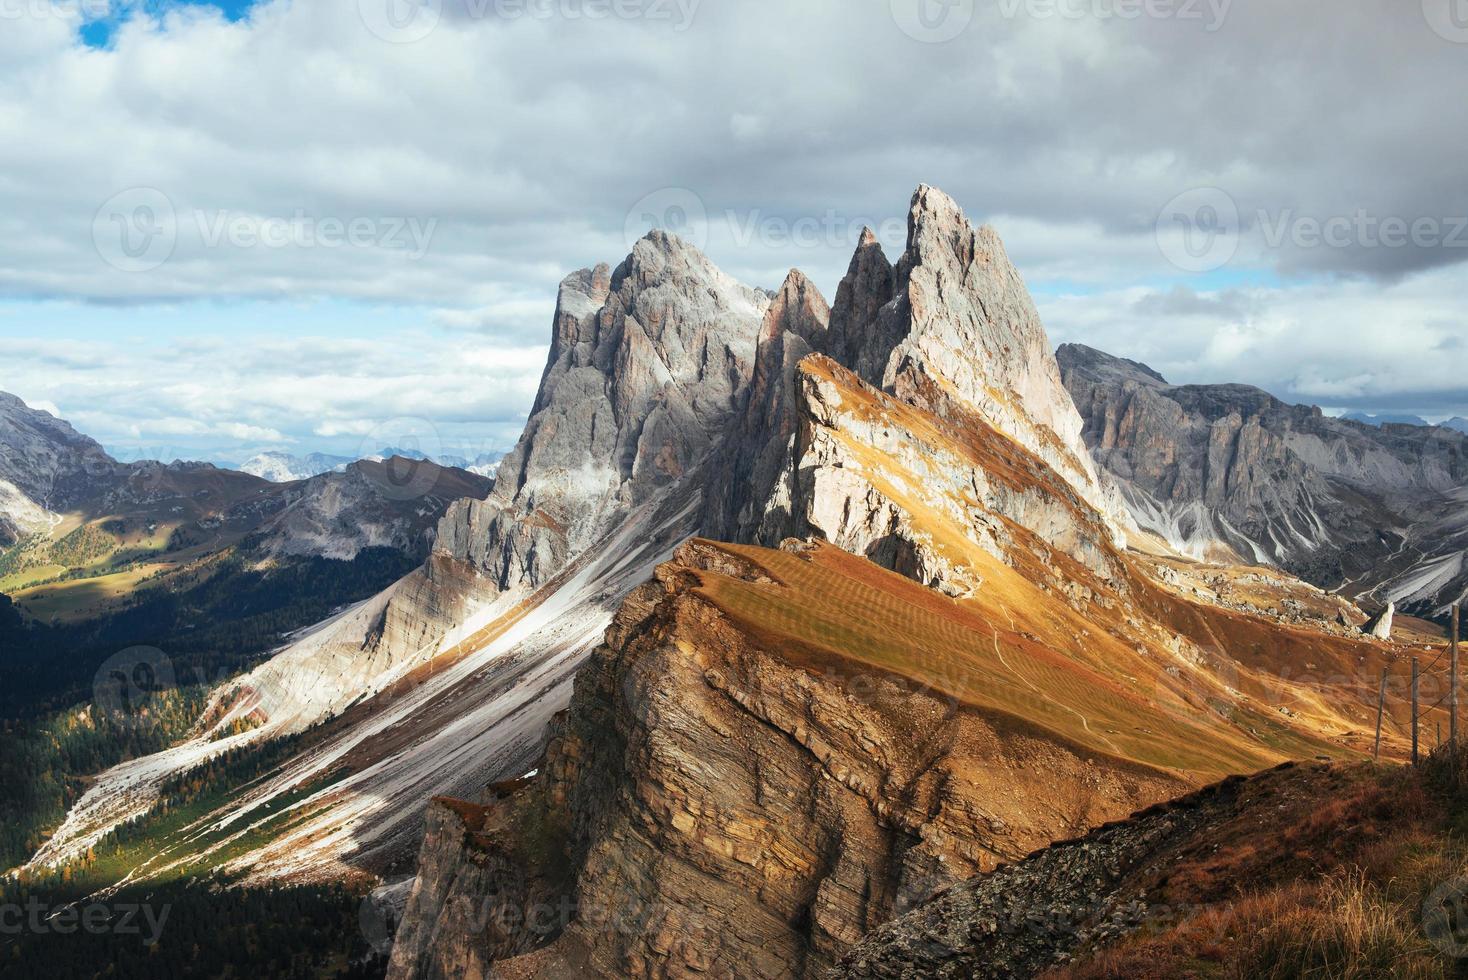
left=390, top=540, right=1204, bottom=980
left=706, top=187, right=1131, bottom=597
left=700, top=268, right=830, bottom=544
left=1058, top=343, right=1468, bottom=615
left=438, top=233, right=769, bottom=594
left=0, top=392, right=117, bottom=543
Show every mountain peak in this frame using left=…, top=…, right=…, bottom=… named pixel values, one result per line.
left=871, top=185, right=1118, bottom=529
left=1056, top=343, right=1169, bottom=387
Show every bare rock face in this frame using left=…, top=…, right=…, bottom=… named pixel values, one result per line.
left=1364, top=601, right=1395, bottom=639
left=824, top=227, right=897, bottom=385
left=704, top=189, right=1132, bottom=597
left=781, top=357, right=1127, bottom=596
left=1058, top=343, right=1468, bottom=615
left=701, top=268, right=830, bottom=543
left=861, top=187, right=1123, bottom=534
left=0, top=392, right=118, bottom=543
left=437, top=232, right=769, bottom=594
left=394, top=541, right=1184, bottom=980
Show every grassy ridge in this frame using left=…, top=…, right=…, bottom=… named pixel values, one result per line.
left=694, top=540, right=1328, bottom=779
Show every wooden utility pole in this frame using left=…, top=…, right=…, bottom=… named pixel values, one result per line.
left=1452, top=603, right=1460, bottom=749
left=1375, top=667, right=1388, bottom=760
left=1413, top=657, right=1421, bottom=766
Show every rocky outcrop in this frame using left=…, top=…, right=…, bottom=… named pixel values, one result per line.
left=385, top=789, right=562, bottom=980
left=829, top=773, right=1258, bottom=980
left=1364, top=601, right=1395, bottom=640
left=704, top=189, right=1132, bottom=598
left=701, top=268, right=830, bottom=543
left=780, top=356, right=1127, bottom=595
left=868, top=188, right=1124, bottom=535
left=824, top=228, right=897, bottom=386
left=0, top=391, right=118, bottom=543
left=441, top=233, right=769, bottom=594
left=393, top=540, right=1189, bottom=980
left=1058, top=343, right=1468, bottom=615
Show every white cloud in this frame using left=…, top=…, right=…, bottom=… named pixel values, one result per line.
left=1040, top=264, right=1468, bottom=415
left=0, top=0, right=1464, bottom=453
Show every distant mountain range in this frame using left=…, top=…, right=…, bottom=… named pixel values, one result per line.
left=0, top=392, right=494, bottom=713
left=1060, top=343, right=1468, bottom=615
left=239, top=447, right=503, bottom=483
left=1338, top=410, right=1468, bottom=433
left=1341, top=410, right=1432, bottom=428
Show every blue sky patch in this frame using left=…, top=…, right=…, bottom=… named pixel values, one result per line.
left=79, top=0, right=261, bottom=48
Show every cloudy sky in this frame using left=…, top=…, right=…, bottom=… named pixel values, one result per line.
left=1, top=0, right=1465, bottom=462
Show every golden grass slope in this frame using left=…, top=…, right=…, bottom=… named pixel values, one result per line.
left=741, top=353, right=1417, bottom=781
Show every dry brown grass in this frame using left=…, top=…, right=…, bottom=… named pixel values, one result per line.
left=1048, top=750, right=1468, bottom=980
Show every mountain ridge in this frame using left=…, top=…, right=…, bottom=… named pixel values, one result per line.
left=1057, top=342, right=1468, bottom=615
left=13, top=188, right=1426, bottom=980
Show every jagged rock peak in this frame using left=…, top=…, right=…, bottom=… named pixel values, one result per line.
left=436, top=229, right=769, bottom=593
left=761, top=268, right=830, bottom=348
left=826, top=225, right=897, bottom=382
left=883, top=184, right=1085, bottom=442
left=700, top=269, right=831, bottom=543
left=824, top=185, right=1123, bottom=535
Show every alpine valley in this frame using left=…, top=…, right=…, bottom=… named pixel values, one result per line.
left=4, top=187, right=1465, bottom=980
